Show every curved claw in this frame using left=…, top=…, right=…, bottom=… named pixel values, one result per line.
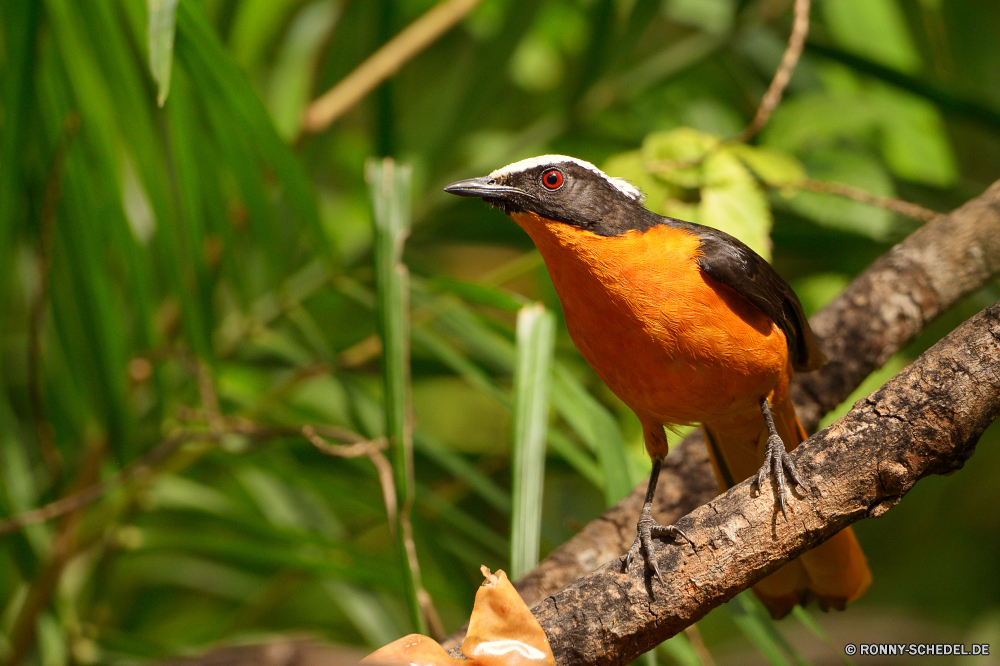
left=754, top=433, right=810, bottom=519
left=622, top=515, right=694, bottom=585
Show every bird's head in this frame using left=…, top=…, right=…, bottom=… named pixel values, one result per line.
left=444, top=155, right=658, bottom=236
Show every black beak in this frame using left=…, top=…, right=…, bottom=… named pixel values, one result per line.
left=443, top=177, right=528, bottom=200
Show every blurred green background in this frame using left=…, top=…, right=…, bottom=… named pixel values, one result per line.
left=1, top=0, right=999, bottom=664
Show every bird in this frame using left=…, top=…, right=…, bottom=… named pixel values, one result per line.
left=444, top=155, right=871, bottom=617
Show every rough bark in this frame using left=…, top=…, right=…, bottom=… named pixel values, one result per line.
left=534, top=300, right=1000, bottom=666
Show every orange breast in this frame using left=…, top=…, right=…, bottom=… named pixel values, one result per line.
left=511, top=211, right=789, bottom=425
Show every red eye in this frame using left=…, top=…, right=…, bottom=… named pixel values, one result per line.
left=541, top=168, right=564, bottom=190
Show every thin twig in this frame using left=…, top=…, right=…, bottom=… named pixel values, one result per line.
left=794, top=177, right=942, bottom=222
left=735, top=0, right=811, bottom=143
left=302, top=424, right=399, bottom=534
left=0, top=419, right=383, bottom=536
left=302, top=0, right=484, bottom=133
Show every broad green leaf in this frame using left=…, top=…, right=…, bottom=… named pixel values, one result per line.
left=761, top=93, right=878, bottom=155
left=699, top=150, right=773, bottom=260
left=869, top=85, right=958, bottom=187
left=781, top=148, right=896, bottom=240
left=146, top=0, right=178, bottom=106
left=663, top=0, right=735, bottom=35
left=822, top=0, right=922, bottom=74
left=602, top=149, right=670, bottom=213
left=728, top=144, right=806, bottom=188
left=642, top=127, right=718, bottom=189
left=510, top=32, right=564, bottom=92
left=510, top=303, right=556, bottom=578
left=606, top=128, right=773, bottom=258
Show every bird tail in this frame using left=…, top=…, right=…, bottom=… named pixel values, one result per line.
left=702, top=397, right=872, bottom=619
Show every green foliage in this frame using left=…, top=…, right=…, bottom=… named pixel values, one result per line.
left=1, top=0, right=999, bottom=664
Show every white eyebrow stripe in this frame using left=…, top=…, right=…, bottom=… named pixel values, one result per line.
left=488, top=154, right=644, bottom=202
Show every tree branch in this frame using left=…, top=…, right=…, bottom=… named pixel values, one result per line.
left=534, top=299, right=1000, bottom=665
left=734, top=0, right=811, bottom=143
left=441, top=178, right=1000, bottom=650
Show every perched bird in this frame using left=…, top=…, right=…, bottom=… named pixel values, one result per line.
left=445, top=155, right=871, bottom=617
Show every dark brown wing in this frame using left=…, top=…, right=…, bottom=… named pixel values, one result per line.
left=693, top=228, right=825, bottom=372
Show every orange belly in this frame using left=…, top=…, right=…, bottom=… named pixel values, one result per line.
left=511, top=212, right=789, bottom=427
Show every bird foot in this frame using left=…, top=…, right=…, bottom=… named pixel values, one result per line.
left=622, top=510, right=694, bottom=583
left=753, top=432, right=810, bottom=518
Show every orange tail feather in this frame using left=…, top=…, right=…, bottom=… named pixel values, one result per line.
left=703, top=397, right=871, bottom=618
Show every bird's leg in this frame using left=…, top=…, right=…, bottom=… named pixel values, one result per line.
left=753, top=396, right=810, bottom=518
left=622, top=457, right=695, bottom=583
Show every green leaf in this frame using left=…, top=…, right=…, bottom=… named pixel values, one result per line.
left=761, top=92, right=878, bottom=156
left=175, top=2, right=325, bottom=254
left=781, top=148, right=896, bottom=240
left=550, top=365, right=632, bottom=505
left=414, top=431, right=511, bottom=514
left=0, top=2, right=41, bottom=292
left=699, top=150, right=773, bottom=260
left=605, top=128, right=774, bottom=258
left=822, top=0, right=922, bottom=74
left=425, top=277, right=529, bottom=313
left=510, top=303, right=556, bottom=579
left=602, top=149, right=670, bottom=214
left=728, top=592, right=809, bottom=666
left=657, top=631, right=704, bottom=666
left=663, top=0, right=736, bottom=35
left=265, top=1, right=341, bottom=140
left=642, top=127, right=718, bottom=189
left=146, top=0, right=178, bottom=106
left=868, top=85, right=958, bottom=187
left=366, top=156, right=425, bottom=634
left=728, top=144, right=806, bottom=188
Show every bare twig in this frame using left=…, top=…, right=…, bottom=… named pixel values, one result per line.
left=0, top=418, right=385, bottom=536
left=7, top=434, right=104, bottom=666
left=302, top=424, right=398, bottom=532
left=735, top=0, right=811, bottom=143
left=792, top=176, right=943, bottom=222
left=302, top=0, right=484, bottom=133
